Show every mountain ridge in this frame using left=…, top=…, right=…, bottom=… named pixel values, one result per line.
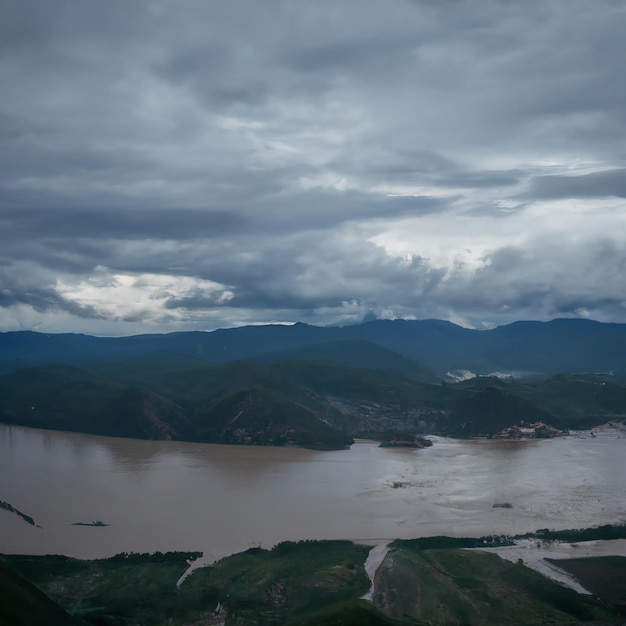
left=3, top=317, right=626, bottom=377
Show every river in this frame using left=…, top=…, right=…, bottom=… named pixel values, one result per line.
left=1, top=424, right=624, bottom=561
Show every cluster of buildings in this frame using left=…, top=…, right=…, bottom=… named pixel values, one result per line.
left=494, top=422, right=567, bottom=439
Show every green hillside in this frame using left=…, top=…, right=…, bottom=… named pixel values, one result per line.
left=546, top=556, right=626, bottom=615
left=5, top=318, right=626, bottom=377
left=191, top=385, right=353, bottom=449
left=374, top=545, right=619, bottom=625
left=1, top=357, right=626, bottom=447
left=4, top=531, right=626, bottom=625
left=0, top=559, right=83, bottom=626
left=0, top=364, right=189, bottom=440
left=255, top=339, right=440, bottom=383
left=3, top=541, right=371, bottom=626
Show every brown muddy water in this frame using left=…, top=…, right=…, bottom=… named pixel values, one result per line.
left=1, top=424, right=624, bottom=561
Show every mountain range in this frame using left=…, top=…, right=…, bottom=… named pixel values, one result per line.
left=1, top=318, right=626, bottom=448
left=2, top=317, right=626, bottom=377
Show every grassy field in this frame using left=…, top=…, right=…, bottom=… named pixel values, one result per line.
left=3, top=551, right=206, bottom=625
left=516, top=522, right=626, bottom=542
left=184, top=540, right=371, bottom=624
left=4, top=532, right=626, bottom=625
left=282, top=599, right=407, bottom=625
left=0, top=559, right=83, bottom=626
left=374, top=546, right=621, bottom=625
left=2, top=541, right=370, bottom=626
left=546, top=556, right=626, bottom=614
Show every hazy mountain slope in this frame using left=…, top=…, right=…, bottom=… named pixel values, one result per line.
left=444, top=385, right=552, bottom=437
left=342, top=318, right=626, bottom=376
left=1, top=358, right=624, bottom=446
left=92, top=357, right=448, bottom=422
left=525, top=374, right=626, bottom=428
left=254, top=339, right=440, bottom=383
left=4, top=318, right=626, bottom=376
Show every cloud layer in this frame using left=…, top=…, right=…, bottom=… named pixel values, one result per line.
left=2, top=0, right=626, bottom=334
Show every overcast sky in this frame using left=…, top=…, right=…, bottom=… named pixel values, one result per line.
left=2, top=0, right=626, bottom=335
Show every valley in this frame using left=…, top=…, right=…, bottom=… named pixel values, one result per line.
left=2, top=319, right=626, bottom=624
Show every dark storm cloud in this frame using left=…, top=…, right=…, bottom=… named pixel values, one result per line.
left=0, top=190, right=446, bottom=256
left=435, top=238, right=626, bottom=323
left=1, top=0, right=625, bottom=332
left=0, top=206, right=243, bottom=241
left=336, top=146, right=524, bottom=190
left=436, top=170, right=522, bottom=189
left=155, top=231, right=626, bottom=329
left=524, top=169, right=626, bottom=200
left=0, top=283, right=101, bottom=318
left=171, top=237, right=445, bottom=313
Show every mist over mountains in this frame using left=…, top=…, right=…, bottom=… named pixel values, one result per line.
left=2, top=318, right=626, bottom=378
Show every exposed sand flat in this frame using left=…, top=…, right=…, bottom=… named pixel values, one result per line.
left=360, top=542, right=391, bottom=601
left=480, top=539, right=626, bottom=594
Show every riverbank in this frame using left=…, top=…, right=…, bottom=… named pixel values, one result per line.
left=4, top=530, right=626, bottom=625
left=481, top=538, right=626, bottom=594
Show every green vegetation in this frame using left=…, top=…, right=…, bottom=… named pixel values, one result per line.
left=516, top=523, right=626, bottom=542
left=392, top=535, right=514, bottom=550
left=256, top=339, right=441, bottom=384
left=445, top=385, right=552, bottom=437
left=2, top=352, right=626, bottom=446
left=4, top=317, right=626, bottom=377
left=0, top=364, right=189, bottom=441
left=4, top=530, right=626, bottom=625
left=2, top=541, right=370, bottom=626
left=196, top=540, right=370, bottom=624
left=546, top=556, right=626, bottom=614
left=192, top=385, right=353, bottom=449
left=530, top=374, right=626, bottom=428
left=283, top=599, right=406, bottom=625
left=391, top=523, right=626, bottom=551
left=375, top=546, right=620, bottom=625
left=2, top=551, right=205, bottom=626
left=0, top=559, right=83, bottom=626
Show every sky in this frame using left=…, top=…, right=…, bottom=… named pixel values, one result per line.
left=1, top=0, right=626, bottom=335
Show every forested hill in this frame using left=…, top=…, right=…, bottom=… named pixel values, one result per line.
left=1, top=354, right=625, bottom=448
left=2, top=318, right=626, bottom=377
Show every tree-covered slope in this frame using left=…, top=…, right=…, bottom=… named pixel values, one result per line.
left=0, top=559, right=83, bottom=626
left=190, top=385, right=353, bottom=449
left=4, top=533, right=626, bottom=625
left=1, top=356, right=625, bottom=446
left=0, top=364, right=189, bottom=440
left=254, top=339, right=440, bottom=383
left=3, top=541, right=372, bottom=626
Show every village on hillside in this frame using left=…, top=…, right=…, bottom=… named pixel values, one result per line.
left=494, top=422, right=567, bottom=439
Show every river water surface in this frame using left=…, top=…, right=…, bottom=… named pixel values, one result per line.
left=1, top=424, right=624, bottom=561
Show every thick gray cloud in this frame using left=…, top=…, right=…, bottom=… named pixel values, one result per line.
left=525, top=169, right=626, bottom=200
left=1, top=0, right=625, bottom=334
